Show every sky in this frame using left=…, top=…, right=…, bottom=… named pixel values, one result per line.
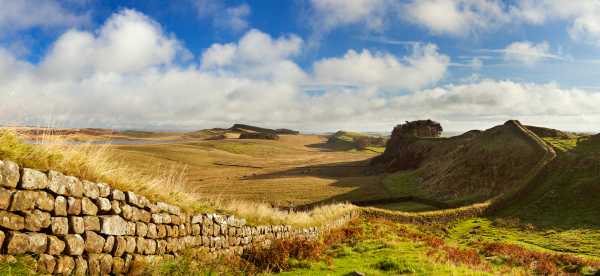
left=2, top=0, right=600, bottom=133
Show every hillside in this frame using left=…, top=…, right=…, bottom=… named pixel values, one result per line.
left=327, top=130, right=386, bottom=152
left=378, top=120, right=555, bottom=205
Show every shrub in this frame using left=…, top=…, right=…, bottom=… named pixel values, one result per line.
left=374, top=258, right=416, bottom=273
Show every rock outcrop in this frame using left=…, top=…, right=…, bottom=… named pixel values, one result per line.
left=239, top=132, right=280, bottom=140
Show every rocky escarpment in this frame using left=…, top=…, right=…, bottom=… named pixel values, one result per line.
left=239, top=132, right=280, bottom=140
left=0, top=160, right=356, bottom=275
left=230, top=124, right=299, bottom=135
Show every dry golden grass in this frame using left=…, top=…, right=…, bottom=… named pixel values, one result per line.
left=0, top=129, right=357, bottom=227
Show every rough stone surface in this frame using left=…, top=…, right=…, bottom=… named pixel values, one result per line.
left=103, top=235, right=115, bottom=253
left=81, top=197, right=98, bottom=215
left=70, top=216, right=85, bottom=234
left=111, top=200, right=121, bottom=214
left=0, top=160, right=19, bottom=188
left=51, top=217, right=69, bottom=235
left=0, top=230, right=4, bottom=249
left=6, top=231, right=30, bottom=254
left=114, top=236, right=127, bottom=257
left=100, top=215, right=128, bottom=235
left=24, top=209, right=51, bottom=231
left=35, top=191, right=55, bottom=211
left=64, top=234, right=85, bottom=255
left=84, top=231, right=105, bottom=253
left=83, top=215, right=101, bottom=231
left=9, top=190, right=36, bottom=211
left=0, top=210, right=25, bottom=230
left=55, top=256, right=75, bottom=275
left=0, top=187, right=12, bottom=210
left=54, top=196, right=67, bottom=216
left=82, top=180, right=99, bottom=199
left=66, top=176, right=83, bottom=198
left=48, top=170, right=68, bottom=195
left=28, top=232, right=48, bottom=254
left=20, top=168, right=48, bottom=190
left=88, top=253, right=102, bottom=276
left=38, top=254, right=56, bottom=274
left=96, top=197, right=111, bottom=212
left=67, top=197, right=82, bottom=215
left=97, top=183, right=111, bottom=197
left=111, top=189, right=125, bottom=201
left=136, top=222, right=148, bottom=237
left=48, top=235, right=66, bottom=255
left=74, top=256, right=88, bottom=275
left=100, top=254, right=113, bottom=274
left=126, top=191, right=144, bottom=208
left=125, top=236, right=136, bottom=253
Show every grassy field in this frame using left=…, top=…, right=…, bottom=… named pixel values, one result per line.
left=110, top=134, right=388, bottom=207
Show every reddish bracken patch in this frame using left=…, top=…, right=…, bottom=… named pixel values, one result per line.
left=481, top=242, right=600, bottom=274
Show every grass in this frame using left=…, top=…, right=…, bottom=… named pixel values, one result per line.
left=372, top=201, right=438, bottom=212
left=0, top=256, right=37, bottom=276
left=0, top=130, right=357, bottom=227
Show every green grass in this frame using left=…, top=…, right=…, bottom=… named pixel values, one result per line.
left=381, top=170, right=422, bottom=197
left=373, top=201, right=438, bottom=212
left=0, top=256, right=37, bottom=276
left=447, top=218, right=600, bottom=259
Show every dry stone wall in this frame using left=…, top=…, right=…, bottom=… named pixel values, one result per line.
left=0, top=159, right=357, bottom=275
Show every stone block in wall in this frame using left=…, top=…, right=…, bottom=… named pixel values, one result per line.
left=83, top=216, right=100, bottom=231
left=144, top=239, right=157, bottom=255
left=37, top=254, right=56, bottom=274
left=111, top=189, right=125, bottom=201
left=96, top=197, right=111, bottom=212
left=127, top=221, right=136, bottom=236
left=82, top=180, right=99, bottom=199
left=126, top=191, right=145, bottom=208
left=112, top=256, right=125, bottom=274
left=136, top=222, right=148, bottom=237
left=0, top=160, right=19, bottom=188
left=28, top=232, right=47, bottom=254
left=0, top=229, right=4, bottom=249
left=20, top=168, right=48, bottom=190
left=125, top=236, right=136, bottom=253
left=66, top=176, right=83, bottom=198
left=9, top=190, right=36, bottom=211
left=213, top=224, right=220, bottom=237
left=67, top=197, right=81, bottom=215
left=0, top=210, right=25, bottom=230
left=51, top=216, right=67, bottom=236
left=84, top=230, right=105, bottom=253
left=156, top=239, right=167, bottom=254
left=192, top=224, right=200, bottom=236
left=64, top=234, right=85, bottom=255
left=6, top=231, right=30, bottom=254
left=97, top=183, right=111, bottom=198
left=54, top=196, right=67, bottom=216
left=179, top=224, right=187, bottom=237
left=121, top=204, right=134, bottom=220
left=202, top=223, right=213, bottom=236
left=55, top=255, right=75, bottom=275
left=47, top=235, right=65, bottom=255
left=147, top=223, right=157, bottom=239
left=35, top=191, right=54, bottom=212
left=87, top=253, right=101, bottom=276
left=81, top=197, right=98, bottom=215
left=24, top=209, right=51, bottom=231
left=114, top=236, right=127, bottom=257
left=191, top=214, right=203, bottom=224
left=104, top=235, right=114, bottom=253
left=0, top=187, right=12, bottom=210
left=48, top=170, right=68, bottom=195
left=69, top=216, right=85, bottom=234
left=152, top=213, right=171, bottom=224
left=100, top=254, right=114, bottom=275
left=214, top=214, right=226, bottom=225
left=74, top=256, right=88, bottom=275
left=157, top=224, right=167, bottom=238
left=135, top=237, right=145, bottom=254
left=100, top=215, right=128, bottom=235
left=170, top=214, right=181, bottom=225
left=139, top=209, right=151, bottom=223
left=110, top=200, right=121, bottom=214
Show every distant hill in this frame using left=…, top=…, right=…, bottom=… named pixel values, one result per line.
left=230, top=124, right=299, bottom=135
left=327, top=131, right=386, bottom=151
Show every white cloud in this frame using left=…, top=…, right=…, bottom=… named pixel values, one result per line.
left=2, top=9, right=600, bottom=132
left=313, top=44, right=449, bottom=90
left=502, top=41, right=554, bottom=65
left=308, top=0, right=387, bottom=32
left=193, top=0, right=251, bottom=32
left=201, top=29, right=306, bottom=83
left=402, top=0, right=509, bottom=36
left=0, top=0, right=89, bottom=33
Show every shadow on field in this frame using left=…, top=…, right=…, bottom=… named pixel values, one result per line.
left=242, top=159, right=391, bottom=207
left=305, top=141, right=355, bottom=152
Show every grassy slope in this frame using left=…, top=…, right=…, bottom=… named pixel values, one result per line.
left=381, top=122, right=550, bottom=205
left=327, top=131, right=386, bottom=153
left=498, top=136, right=600, bottom=228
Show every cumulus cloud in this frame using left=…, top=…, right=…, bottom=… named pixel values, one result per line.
left=2, top=8, right=600, bottom=132
left=313, top=44, right=449, bottom=90
left=402, top=0, right=509, bottom=36
left=193, top=0, right=251, bottom=32
left=0, top=0, right=89, bottom=33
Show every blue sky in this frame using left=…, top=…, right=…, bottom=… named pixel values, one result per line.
left=2, top=0, right=600, bottom=132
